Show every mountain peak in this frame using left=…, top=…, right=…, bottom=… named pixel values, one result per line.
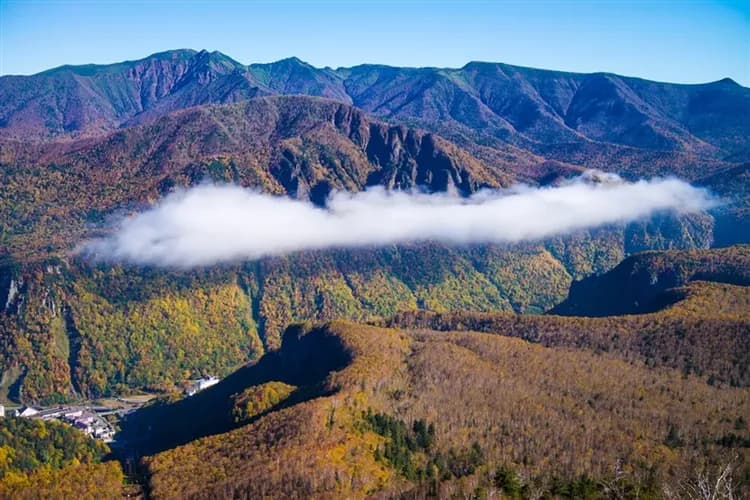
left=254, top=56, right=313, bottom=69
left=279, top=56, right=304, bottom=64
left=714, top=77, right=741, bottom=87
left=3, top=49, right=748, bottom=159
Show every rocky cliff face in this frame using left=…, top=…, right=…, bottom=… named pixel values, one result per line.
left=0, top=96, right=516, bottom=261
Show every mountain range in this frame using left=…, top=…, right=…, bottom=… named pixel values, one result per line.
left=3, top=49, right=749, bottom=160
left=1, top=50, right=748, bottom=262
left=0, top=50, right=749, bottom=497
left=1, top=49, right=749, bottom=403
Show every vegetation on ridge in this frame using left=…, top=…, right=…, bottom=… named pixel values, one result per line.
left=130, top=318, right=749, bottom=498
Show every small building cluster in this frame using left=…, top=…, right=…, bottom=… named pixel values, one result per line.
left=185, top=375, right=220, bottom=396
left=11, top=405, right=115, bottom=442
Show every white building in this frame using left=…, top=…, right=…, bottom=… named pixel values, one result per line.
left=18, top=407, right=39, bottom=417
left=186, top=376, right=220, bottom=396
left=0, top=404, right=4, bottom=418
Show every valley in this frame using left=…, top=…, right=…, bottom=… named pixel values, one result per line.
left=0, top=47, right=748, bottom=498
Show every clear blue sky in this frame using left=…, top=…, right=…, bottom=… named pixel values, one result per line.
left=1, top=0, right=748, bottom=85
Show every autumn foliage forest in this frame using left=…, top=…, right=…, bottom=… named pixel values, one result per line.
left=1, top=48, right=749, bottom=498
left=97, top=247, right=747, bottom=498
left=131, top=307, right=750, bottom=498
left=1, top=229, right=748, bottom=499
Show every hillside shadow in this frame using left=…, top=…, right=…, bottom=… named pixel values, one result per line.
left=116, top=323, right=351, bottom=457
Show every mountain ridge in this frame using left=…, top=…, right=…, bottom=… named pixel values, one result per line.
left=122, top=293, right=750, bottom=497
left=19, top=49, right=745, bottom=88
left=3, top=49, right=748, bottom=163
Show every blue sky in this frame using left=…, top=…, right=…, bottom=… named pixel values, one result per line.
left=1, top=0, right=748, bottom=85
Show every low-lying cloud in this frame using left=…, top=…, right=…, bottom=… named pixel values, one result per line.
left=79, top=171, right=716, bottom=268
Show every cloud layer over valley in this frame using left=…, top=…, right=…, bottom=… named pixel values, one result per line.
left=79, top=172, right=716, bottom=268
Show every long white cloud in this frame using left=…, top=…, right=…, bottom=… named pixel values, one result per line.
left=78, top=171, right=716, bottom=268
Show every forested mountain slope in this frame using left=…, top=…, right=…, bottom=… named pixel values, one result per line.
left=121, top=309, right=749, bottom=498
left=3, top=49, right=748, bottom=201
left=2, top=240, right=730, bottom=404
left=0, top=93, right=720, bottom=404
left=552, top=244, right=750, bottom=316
left=1, top=50, right=748, bottom=497
left=389, top=280, right=750, bottom=387
left=112, top=246, right=750, bottom=496
left=0, top=96, right=514, bottom=261
left=387, top=246, right=750, bottom=386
